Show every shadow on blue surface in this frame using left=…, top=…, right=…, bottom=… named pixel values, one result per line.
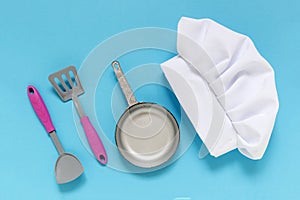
left=193, top=131, right=273, bottom=176
left=132, top=158, right=179, bottom=178
left=58, top=173, right=87, bottom=193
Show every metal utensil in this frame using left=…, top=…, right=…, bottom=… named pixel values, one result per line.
left=48, top=66, right=107, bottom=164
left=112, top=61, right=180, bottom=168
left=27, top=85, right=84, bottom=184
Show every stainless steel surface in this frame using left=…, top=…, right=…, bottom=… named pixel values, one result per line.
left=112, top=61, right=137, bottom=106
left=112, top=61, right=180, bottom=168
left=115, top=103, right=180, bottom=168
left=49, top=131, right=64, bottom=155
left=48, top=66, right=86, bottom=118
left=55, top=153, right=84, bottom=184
left=72, top=95, right=85, bottom=118
left=48, top=66, right=84, bottom=101
left=49, top=131, right=84, bottom=184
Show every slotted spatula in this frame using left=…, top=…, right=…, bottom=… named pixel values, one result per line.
left=48, top=66, right=107, bottom=165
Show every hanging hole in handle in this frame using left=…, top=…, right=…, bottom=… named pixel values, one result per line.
left=29, top=87, right=34, bottom=94
left=112, top=61, right=120, bottom=70
left=99, top=154, right=106, bottom=162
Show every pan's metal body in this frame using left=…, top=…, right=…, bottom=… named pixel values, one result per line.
left=112, top=61, right=180, bottom=168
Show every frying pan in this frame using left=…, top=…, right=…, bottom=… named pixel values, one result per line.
left=112, top=61, right=180, bottom=168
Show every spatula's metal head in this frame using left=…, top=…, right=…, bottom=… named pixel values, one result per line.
left=48, top=66, right=84, bottom=101
left=55, top=153, right=84, bottom=184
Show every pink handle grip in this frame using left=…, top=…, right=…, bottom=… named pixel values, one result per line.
left=27, top=85, right=55, bottom=133
left=80, top=116, right=107, bottom=165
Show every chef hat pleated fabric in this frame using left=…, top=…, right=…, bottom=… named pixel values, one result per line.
left=161, top=17, right=279, bottom=160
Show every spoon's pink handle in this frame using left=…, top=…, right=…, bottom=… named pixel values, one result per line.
left=80, top=116, right=107, bottom=165
left=27, top=85, right=55, bottom=133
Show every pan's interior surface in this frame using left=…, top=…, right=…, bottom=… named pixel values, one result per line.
left=115, top=103, right=180, bottom=168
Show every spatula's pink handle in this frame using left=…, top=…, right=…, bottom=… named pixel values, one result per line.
left=27, top=85, right=55, bottom=133
left=80, top=116, right=107, bottom=165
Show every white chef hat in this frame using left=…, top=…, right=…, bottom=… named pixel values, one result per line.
left=161, top=17, right=279, bottom=160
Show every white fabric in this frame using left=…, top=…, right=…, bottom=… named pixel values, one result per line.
left=161, top=17, right=279, bottom=160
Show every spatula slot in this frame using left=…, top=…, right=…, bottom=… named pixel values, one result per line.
left=68, top=71, right=77, bottom=87
left=62, top=74, right=73, bottom=90
left=54, top=77, right=66, bottom=92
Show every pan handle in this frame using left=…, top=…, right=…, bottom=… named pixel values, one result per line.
left=112, top=61, right=137, bottom=106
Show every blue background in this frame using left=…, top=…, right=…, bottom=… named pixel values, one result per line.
left=0, top=0, right=299, bottom=199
